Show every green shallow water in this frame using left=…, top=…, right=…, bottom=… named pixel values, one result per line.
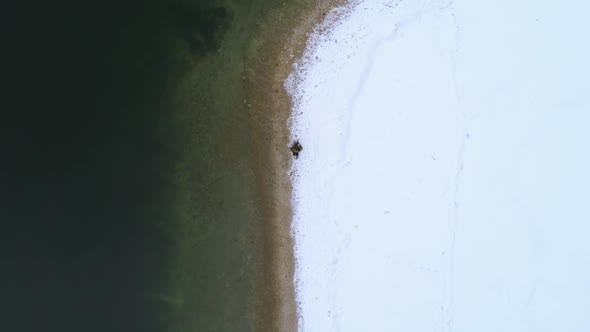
left=1, top=0, right=305, bottom=331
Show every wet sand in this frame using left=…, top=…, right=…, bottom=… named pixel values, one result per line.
left=148, top=1, right=346, bottom=330
left=244, top=1, right=344, bottom=330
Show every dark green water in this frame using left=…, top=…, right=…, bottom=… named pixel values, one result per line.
left=1, top=0, right=288, bottom=331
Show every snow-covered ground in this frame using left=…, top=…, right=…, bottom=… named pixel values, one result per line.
left=287, top=0, right=590, bottom=331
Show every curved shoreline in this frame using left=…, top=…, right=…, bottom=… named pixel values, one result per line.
left=245, top=1, right=345, bottom=330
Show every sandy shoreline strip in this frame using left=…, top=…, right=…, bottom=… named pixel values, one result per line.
left=245, top=1, right=345, bottom=330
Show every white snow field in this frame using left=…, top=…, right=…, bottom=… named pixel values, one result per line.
left=287, top=0, right=590, bottom=331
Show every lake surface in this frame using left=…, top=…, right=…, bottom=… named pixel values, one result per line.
left=1, top=0, right=302, bottom=331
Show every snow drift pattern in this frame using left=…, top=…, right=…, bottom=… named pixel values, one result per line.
left=287, top=0, right=590, bottom=331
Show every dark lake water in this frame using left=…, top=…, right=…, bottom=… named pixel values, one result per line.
left=1, top=0, right=286, bottom=330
